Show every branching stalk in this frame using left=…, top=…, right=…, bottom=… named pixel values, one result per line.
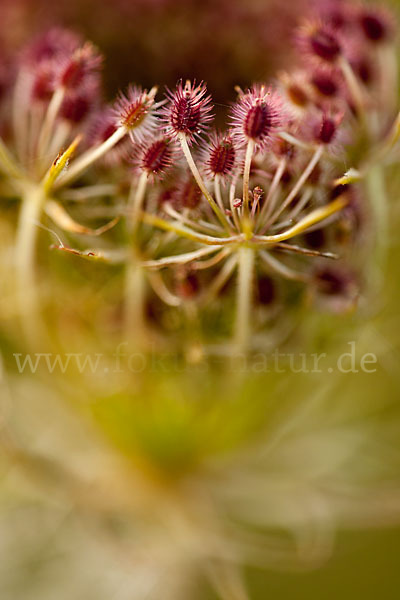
left=178, top=133, right=230, bottom=232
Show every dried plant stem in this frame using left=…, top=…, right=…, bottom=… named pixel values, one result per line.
left=178, top=133, right=230, bottom=232
left=234, top=246, right=255, bottom=354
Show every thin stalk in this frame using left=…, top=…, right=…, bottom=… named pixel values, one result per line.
left=266, top=145, right=323, bottom=228
left=15, top=186, right=45, bottom=344
left=0, top=138, right=25, bottom=180
left=129, top=171, right=148, bottom=234
left=54, top=126, right=127, bottom=188
left=257, top=157, right=286, bottom=231
left=365, top=165, right=388, bottom=268
left=274, top=242, right=338, bottom=259
left=214, top=175, right=225, bottom=213
left=260, top=250, right=309, bottom=282
left=147, top=271, right=181, bottom=307
left=12, top=70, right=30, bottom=163
left=339, top=56, right=366, bottom=124
left=60, top=184, right=118, bottom=202
left=125, top=258, right=147, bottom=350
left=163, top=203, right=222, bottom=235
left=141, top=246, right=220, bottom=269
left=47, top=120, right=72, bottom=163
left=37, top=87, right=66, bottom=162
left=254, top=195, right=348, bottom=245
left=202, top=254, right=237, bottom=303
left=141, top=211, right=244, bottom=245
left=234, top=246, right=255, bottom=355
left=178, top=133, right=230, bottom=232
left=192, top=247, right=230, bottom=270
left=242, top=139, right=255, bottom=221
left=286, top=187, right=313, bottom=221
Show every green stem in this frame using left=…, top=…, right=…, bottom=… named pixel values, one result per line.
left=234, top=246, right=255, bottom=355
left=0, top=138, right=25, bottom=180
left=129, top=171, right=148, bottom=235
left=339, top=56, right=367, bottom=128
left=266, top=145, right=323, bottom=229
left=125, top=257, right=147, bottom=351
left=15, top=186, right=46, bottom=344
left=37, top=86, right=66, bottom=165
left=178, top=133, right=230, bottom=232
left=242, top=139, right=254, bottom=223
left=365, top=165, right=388, bottom=269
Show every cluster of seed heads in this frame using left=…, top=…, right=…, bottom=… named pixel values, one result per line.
left=0, top=0, right=398, bottom=354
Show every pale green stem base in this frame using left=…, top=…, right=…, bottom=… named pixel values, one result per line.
left=15, top=186, right=46, bottom=346
left=234, top=246, right=255, bottom=355
left=125, top=259, right=147, bottom=351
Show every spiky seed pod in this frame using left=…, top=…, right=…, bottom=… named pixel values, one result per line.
left=202, top=132, right=238, bottom=181
left=113, top=85, right=161, bottom=142
left=59, top=42, right=102, bottom=90
left=132, top=137, right=176, bottom=180
left=358, top=8, right=394, bottom=44
left=297, top=21, right=342, bottom=64
left=230, top=85, right=286, bottom=150
left=89, top=107, right=131, bottom=165
left=310, top=112, right=343, bottom=145
left=60, top=89, right=95, bottom=124
left=310, top=67, right=342, bottom=98
left=175, top=177, right=203, bottom=209
left=31, top=63, right=55, bottom=102
left=161, top=79, right=214, bottom=144
left=22, top=28, right=81, bottom=66
left=279, top=70, right=311, bottom=112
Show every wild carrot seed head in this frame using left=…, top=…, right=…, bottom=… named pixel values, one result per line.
left=358, top=7, right=394, bottom=44
left=113, top=85, right=161, bottom=142
left=310, top=66, right=343, bottom=99
left=202, top=131, right=238, bottom=181
left=297, top=21, right=342, bottom=64
left=89, top=106, right=131, bottom=165
left=22, top=28, right=81, bottom=66
left=161, top=79, right=214, bottom=144
left=132, top=136, right=176, bottom=180
left=59, top=42, right=102, bottom=90
left=60, top=86, right=98, bottom=124
left=230, top=85, right=286, bottom=150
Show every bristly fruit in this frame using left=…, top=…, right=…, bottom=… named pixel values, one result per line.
left=230, top=84, right=286, bottom=150
left=161, top=79, right=214, bottom=144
